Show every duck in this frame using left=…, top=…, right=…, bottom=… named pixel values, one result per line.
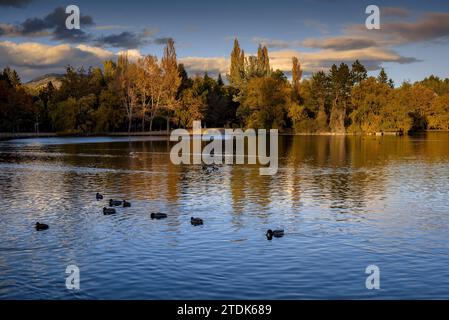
left=103, top=207, right=116, bottom=215
left=109, top=199, right=123, bottom=207
left=35, top=222, right=49, bottom=231
left=151, top=212, right=167, bottom=219
left=123, top=200, right=131, bottom=208
left=191, top=217, right=203, bottom=226
left=202, top=165, right=219, bottom=173
left=96, top=193, right=104, bottom=200
left=266, top=229, right=284, bottom=240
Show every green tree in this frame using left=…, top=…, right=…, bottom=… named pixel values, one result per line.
left=350, top=77, right=391, bottom=133
left=239, top=76, right=290, bottom=129
left=351, top=60, right=367, bottom=84
left=377, top=68, right=388, bottom=84
left=329, top=63, right=352, bottom=133
left=310, top=71, right=330, bottom=132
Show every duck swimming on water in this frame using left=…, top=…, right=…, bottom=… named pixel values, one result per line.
left=103, top=207, right=116, bottom=215
left=123, top=200, right=131, bottom=207
left=96, top=193, right=103, bottom=200
left=109, top=199, right=123, bottom=207
left=191, top=217, right=203, bottom=226
left=151, top=212, right=167, bottom=219
left=35, top=222, right=49, bottom=231
left=266, top=229, right=284, bottom=240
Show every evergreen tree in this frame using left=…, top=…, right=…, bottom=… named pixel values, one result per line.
left=378, top=68, right=389, bottom=84
left=351, top=60, right=367, bottom=84
left=329, top=63, right=352, bottom=133
left=310, top=71, right=330, bottom=132
left=217, top=73, right=224, bottom=86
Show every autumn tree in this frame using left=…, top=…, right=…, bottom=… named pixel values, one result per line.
left=160, top=39, right=181, bottom=129
left=292, top=56, right=303, bottom=102
left=117, top=53, right=139, bottom=133
left=229, top=38, right=246, bottom=87
left=256, top=44, right=270, bottom=77
left=350, top=77, right=391, bottom=133
left=428, top=94, right=449, bottom=130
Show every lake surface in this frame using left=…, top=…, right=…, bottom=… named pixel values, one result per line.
left=1, top=133, right=449, bottom=299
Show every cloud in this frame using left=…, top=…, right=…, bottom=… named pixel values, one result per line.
left=116, top=49, right=143, bottom=62
left=153, top=37, right=173, bottom=45
left=93, top=25, right=129, bottom=31
left=95, top=28, right=164, bottom=49
left=268, top=48, right=419, bottom=73
left=0, top=38, right=420, bottom=81
left=75, top=44, right=114, bottom=60
left=382, top=7, right=410, bottom=18
left=179, top=46, right=419, bottom=77
left=180, top=56, right=229, bottom=76
left=0, top=6, right=162, bottom=49
left=96, top=31, right=148, bottom=49
left=252, top=37, right=301, bottom=49
left=346, top=12, right=449, bottom=45
left=0, top=6, right=94, bottom=42
left=0, top=41, right=114, bottom=79
left=0, top=0, right=32, bottom=8
left=302, top=37, right=378, bottom=50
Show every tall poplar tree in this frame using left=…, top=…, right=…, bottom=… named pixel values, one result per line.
left=292, top=56, right=303, bottom=100
left=229, top=38, right=245, bottom=87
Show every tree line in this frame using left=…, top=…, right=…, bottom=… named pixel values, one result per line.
left=1, top=38, right=449, bottom=134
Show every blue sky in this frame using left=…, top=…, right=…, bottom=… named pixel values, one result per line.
left=1, top=0, right=449, bottom=83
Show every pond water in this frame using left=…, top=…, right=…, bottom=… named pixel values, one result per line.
left=0, top=133, right=449, bottom=299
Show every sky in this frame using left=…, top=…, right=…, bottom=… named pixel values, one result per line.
left=1, top=0, right=449, bottom=83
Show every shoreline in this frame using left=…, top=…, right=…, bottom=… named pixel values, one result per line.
left=1, top=130, right=448, bottom=141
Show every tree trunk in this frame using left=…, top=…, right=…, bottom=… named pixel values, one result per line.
left=149, top=117, right=154, bottom=132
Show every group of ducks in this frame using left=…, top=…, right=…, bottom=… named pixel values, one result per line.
left=98, top=193, right=204, bottom=226
left=35, top=192, right=284, bottom=240
left=202, top=165, right=220, bottom=173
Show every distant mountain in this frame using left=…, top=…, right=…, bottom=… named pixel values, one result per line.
left=25, top=73, right=64, bottom=92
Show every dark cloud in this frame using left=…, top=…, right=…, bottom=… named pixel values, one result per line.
left=0, top=0, right=32, bottom=8
left=95, top=32, right=169, bottom=49
left=0, top=6, right=161, bottom=49
left=384, top=12, right=449, bottom=43
left=154, top=37, right=173, bottom=45
left=0, top=6, right=94, bottom=42
left=303, top=37, right=378, bottom=50
left=347, top=12, right=449, bottom=46
left=96, top=31, right=148, bottom=49
left=252, top=37, right=296, bottom=49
